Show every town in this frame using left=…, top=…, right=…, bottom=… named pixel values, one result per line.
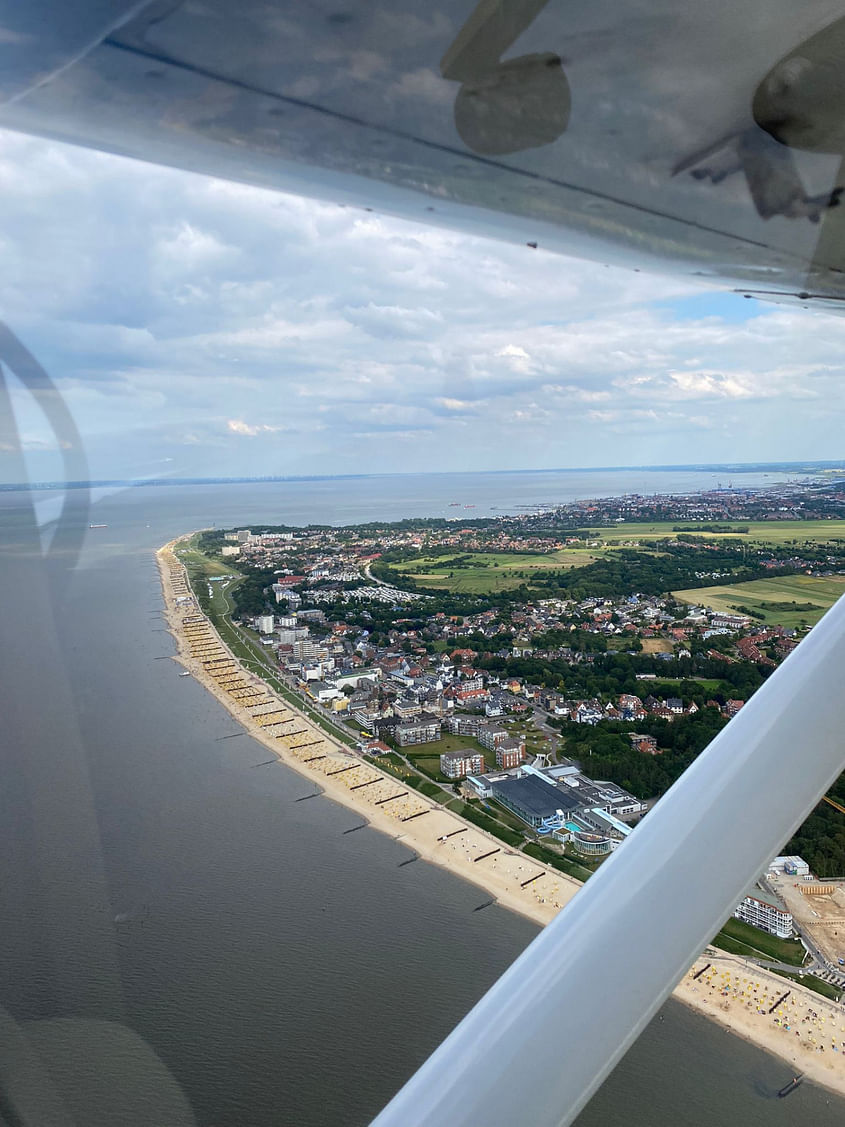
left=181, top=478, right=845, bottom=992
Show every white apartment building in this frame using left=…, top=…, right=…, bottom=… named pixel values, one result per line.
left=734, top=884, right=794, bottom=939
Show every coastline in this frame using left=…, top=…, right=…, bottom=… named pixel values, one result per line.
left=157, top=534, right=845, bottom=1098
left=675, top=955, right=845, bottom=1096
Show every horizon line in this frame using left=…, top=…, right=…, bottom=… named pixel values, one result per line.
left=2, top=459, right=844, bottom=492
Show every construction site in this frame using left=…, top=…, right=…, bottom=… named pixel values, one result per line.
left=771, top=874, right=845, bottom=969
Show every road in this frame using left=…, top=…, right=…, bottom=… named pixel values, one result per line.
left=362, top=560, right=389, bottom=586
left=747, top=955, right=845, bottom=993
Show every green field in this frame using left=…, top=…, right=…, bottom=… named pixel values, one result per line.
left=395, top=549, right=600, bottom=594
left=713, top=917, right=806, bottom=965
left=674, top=574, right=845, bottom=627
left=176, top=542, right=237, bottom=578
left=387, top=520, right=845, bottom=595
left=596, top=519, right=845, bottom=546
left=647, top=678, right=724, bottom=693
left=769, top=968, right=842, bottom=1001
left=403, top=732, right=496, bottom=772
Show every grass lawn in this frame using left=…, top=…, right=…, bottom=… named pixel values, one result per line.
left=410, top=756, right=453, bottom=783
left=403, top=732, right=499, bottom=770
left=523, top=841, right=593, bottom=882
left=711, top=933, right=766, bottom=961
left=649, top=678, right=724, bottom=694
left=372, top=755, right=415, bottom=783
left=372, top=752, right=405, bottom=769
left=476, top=800, right=532, bottom=834
left=446, top=799, right=525, bottom=847
left=407, top=776, right=451, bottom=802
left=673, top=574, right=845, bottom=628
left=715, top=917, right=806, bottom=965
left=769, top=968, right=842, bottom=1002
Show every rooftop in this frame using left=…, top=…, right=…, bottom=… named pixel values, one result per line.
left=742, top=881, right=791, bottom=914
left=489, top=774, right=581, bottom=821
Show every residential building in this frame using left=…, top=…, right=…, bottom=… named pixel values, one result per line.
left=477, top=722, right=509, bottom=750
left=277, top=627, right=310, bottom=645
left=627, top=732, right=658, bottom=754
left=711, top=612, right=751, bottom=629
left=393, top=697, right=422, bottom=720
left=292, top=639, right=321, bottom=662
left=447, top=714, right=482, bottom=738
left=734, top=884, right=793, bottom=939
left=395, top=714, right=442, bottom=746
left=460, top=674, right=484, bottom=692
left=440, top=751, right=485, bottom=779
left=456, top=686, right=488, bottom=705
left=496, top=739, right=525, bottom=769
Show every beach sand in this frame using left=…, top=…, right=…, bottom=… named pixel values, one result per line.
left=676, top=954, right=845, bottom=1095
left=158, top=536, right=845, bottom=1097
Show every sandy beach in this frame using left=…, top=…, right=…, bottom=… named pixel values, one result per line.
left=676, top=954, right=845, bottom=1095
left=157, top=535, right=845, bottom=1097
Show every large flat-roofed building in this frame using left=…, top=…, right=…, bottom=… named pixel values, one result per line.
left=469, top=762, right=644, bottom=836
left=440, top=751, right=485, bottom=779
left=768, top=855, right=810, bottom=877
left=734, top=883, right=794, bottom=939
left=488, top=773, right=580, bottom=828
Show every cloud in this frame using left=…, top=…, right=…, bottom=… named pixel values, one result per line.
left=1, top=126, right=844, bottom=482
left=227, top=419, right=286, bottom=437
left=435, top=397, right=474, bottom=412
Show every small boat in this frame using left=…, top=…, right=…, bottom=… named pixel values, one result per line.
left=179, top=671, right=191, bottom=678
left=89, top=523, right=108, bottom=529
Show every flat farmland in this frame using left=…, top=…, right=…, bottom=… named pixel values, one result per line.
left=395, top=549, right=600, bottom=594
left=597, top=520, right=845, bottom=546
left=673, top=574, right=845, bottom=627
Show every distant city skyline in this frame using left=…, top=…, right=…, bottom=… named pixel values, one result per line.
left=2, top=128, right=845, bottom=486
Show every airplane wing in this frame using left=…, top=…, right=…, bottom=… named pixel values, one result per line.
left=4, top=1, right=845, bottom=306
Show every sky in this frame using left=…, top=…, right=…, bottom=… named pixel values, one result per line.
left=1, top=126, right=845, bottom=484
